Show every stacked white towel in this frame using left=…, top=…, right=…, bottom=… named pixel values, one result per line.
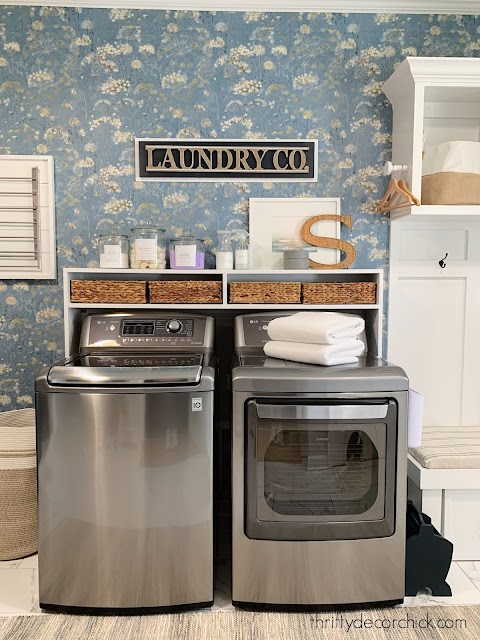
left=266, top=311, right=365, bottom=344
left=263, top=312, right=365, bottom=366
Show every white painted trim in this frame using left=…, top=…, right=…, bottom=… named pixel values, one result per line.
left=408, top=453, right=480, bottom=490
left=421, top=489, right=443, bottom=532
left=383, top=58, right=480, bottom=106
left=3, top=0, right=480, bottom=14
left=406, top=57, right=480, bottom=85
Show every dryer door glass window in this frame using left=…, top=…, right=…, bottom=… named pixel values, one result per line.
left=245, top=400, right=397, bottom=541
left=262, top=428, right=380, bottom=518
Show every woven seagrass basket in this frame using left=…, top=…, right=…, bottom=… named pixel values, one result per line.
left=71, top=280, right=147, bottom=304
left=302, top=282, right=376, bottom=305
left=149, top=280, right=222, bottom=304
left=0, top=409, right=37, bottom=561
left=229, top=281, right=301, bottom=304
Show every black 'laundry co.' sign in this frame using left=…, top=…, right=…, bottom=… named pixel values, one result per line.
left=135, top=139, right=318, bottom=182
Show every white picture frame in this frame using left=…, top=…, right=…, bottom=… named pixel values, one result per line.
left=249, top=197, right=341, bottom=269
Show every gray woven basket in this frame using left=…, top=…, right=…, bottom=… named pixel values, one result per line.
left=0, top=409, right=37, bottom=561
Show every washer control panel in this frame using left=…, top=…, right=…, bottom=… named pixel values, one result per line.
left=81, top=313, right=211, bottom=350
left=121, top=318, right=193, bottom=338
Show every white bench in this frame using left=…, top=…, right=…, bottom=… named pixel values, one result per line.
left=408, top=426, right=480, bottom=561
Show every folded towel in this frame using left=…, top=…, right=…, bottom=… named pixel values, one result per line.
left=267, top=312, right=365, bottom=345
left=264, top=339, right=365, bottom=366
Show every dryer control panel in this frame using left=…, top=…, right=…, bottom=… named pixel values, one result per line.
left=234, top=312, right=294, bottom=352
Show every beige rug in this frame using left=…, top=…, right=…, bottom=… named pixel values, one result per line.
left=0, top=607, right=479, bottom=639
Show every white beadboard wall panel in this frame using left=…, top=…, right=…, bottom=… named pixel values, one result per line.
left=424, top=120, right=480, bottom=146
left=443, top=490, right=480, bottom=561
left=424, top=101, right=480, bottom=146
left=468, top=229, right=480, bottom=260
left=398, top=228, right=467, bottom=262
left=389, top=276, right=466, bottom=427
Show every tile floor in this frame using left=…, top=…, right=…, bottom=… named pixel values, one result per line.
left=1, top=556, right=480, bottom=615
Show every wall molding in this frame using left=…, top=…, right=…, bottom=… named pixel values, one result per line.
left=2, top=0, right=480, bottom=15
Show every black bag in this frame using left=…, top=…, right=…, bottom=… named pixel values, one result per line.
left=405, top=500, right=453, bottom=596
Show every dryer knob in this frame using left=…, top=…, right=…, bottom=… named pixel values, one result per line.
left=166, top=319, right=182, bottom=333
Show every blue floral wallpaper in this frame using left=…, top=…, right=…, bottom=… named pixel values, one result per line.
left=0, top=7, right=478, bottom=409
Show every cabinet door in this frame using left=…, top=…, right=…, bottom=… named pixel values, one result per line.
left=388, top=222, right=480, bottom=427
left=389, top=276, right=465, bottom=426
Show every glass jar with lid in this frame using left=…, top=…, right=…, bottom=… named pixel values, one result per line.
left=98, top=234, right=129, bottom=269
left=169, top=234, right=205, bottom=269
left=129, top=227, right=166, bottom=269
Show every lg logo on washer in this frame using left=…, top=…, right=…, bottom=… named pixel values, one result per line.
left=192, top=398, right=203, bottom=412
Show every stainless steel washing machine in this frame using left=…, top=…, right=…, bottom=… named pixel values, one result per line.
left=35, top=312, right=214, bottom=613
left=232, top=312, right=409, bottom=608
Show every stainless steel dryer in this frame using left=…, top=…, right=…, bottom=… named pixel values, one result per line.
left=35, top=312, right=214, bottom=613
left=232, top=312, right=409, bottom=608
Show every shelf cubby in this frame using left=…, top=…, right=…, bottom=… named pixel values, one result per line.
left=63, top=268, right=383, bottom=358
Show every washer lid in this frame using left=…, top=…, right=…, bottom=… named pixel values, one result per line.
left=46, top=353, right=203, bottom=386
left=77, top=353, right=202, bottom=368
left=232, top=355, right=408, bottom=393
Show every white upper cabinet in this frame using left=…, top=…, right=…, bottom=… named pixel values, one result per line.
left=382, top=57, right=480, bottom=220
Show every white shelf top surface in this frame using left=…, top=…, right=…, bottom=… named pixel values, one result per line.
left=64, top=267, right=382, bottom=275
left=391, top=204, right=480, bottom=221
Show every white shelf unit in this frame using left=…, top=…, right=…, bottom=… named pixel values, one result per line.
left=63, top=268, right=383, bottom=357
left=382, top=57, right=480, bottom=221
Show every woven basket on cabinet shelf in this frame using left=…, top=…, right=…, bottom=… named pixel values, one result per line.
left=149, top=280, right=222, bottom=304
left=302, top=282, right=376, bottom=305
left=229, top=281, right=301, bottom=304
left=70, top=280, right=147, bottom=304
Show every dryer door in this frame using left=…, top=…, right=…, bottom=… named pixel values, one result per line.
left=245, top=399, right=397, bottom=541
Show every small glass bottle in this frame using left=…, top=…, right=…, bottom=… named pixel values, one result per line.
left=98, top=234, right=129, bottom=269
left=169, top=234, right=205, bottom=269
left=233, top=229, right=249, bottom=270
left=129, top=227, right=166, bottom=269
left=216, top=230, right=233, bottom=270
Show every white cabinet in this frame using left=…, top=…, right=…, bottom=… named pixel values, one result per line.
left=388, top=220, right=480, bottom=427
left=386, top=60, right=480, bottom=556
left=382, top=57, right=480, bottom=220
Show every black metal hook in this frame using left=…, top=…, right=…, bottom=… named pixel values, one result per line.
left=439, top=253, right=448, bottom=269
